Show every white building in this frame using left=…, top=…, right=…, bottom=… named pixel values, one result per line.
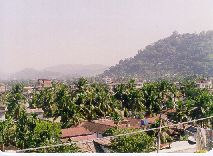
left=23, top=86, right=34, bottom=94
left=196, top=79, right=212, bottom=89
left=26, top=108, right=44, bottom=119
left=0, top=83, right=6, bottom=93
left=0, top=106, right=7, bottom=121
left=135, top=82, right=144, bottom=89
left=103, top=77, right=113, bottom=84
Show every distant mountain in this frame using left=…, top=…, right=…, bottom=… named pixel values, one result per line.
left=9, top=64, right=109, bottom=80
left=8, top=68, right=60, bottom=80
left=103, top=31, right=213, bottom=80
left=45, top=64, right=109, bottom=77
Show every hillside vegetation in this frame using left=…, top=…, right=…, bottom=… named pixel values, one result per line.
left=103, top=31, right=213, bottom=80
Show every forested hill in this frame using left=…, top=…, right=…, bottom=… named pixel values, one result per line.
left=103, top=31, right=213, bottom=80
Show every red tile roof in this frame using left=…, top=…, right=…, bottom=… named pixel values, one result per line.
left=122, top=114, right=168, bottom=127
left=61, top=127, right=93, bottom=138
left=78, top=116, right=168, bottom=133
left=71, top=134, right=97, bottom=141
left=79, top=121, right=114, bottom=133
left=120, top=118, right=141, bottom=128
left=62, top=114, right=169, bottom=139
left=92, top=119, right=116, bottom=126
left=61, top=134, right=97, bottom=143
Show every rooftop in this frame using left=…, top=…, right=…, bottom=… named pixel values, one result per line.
left=78, top=121, right=114, bottom=133
left=26, top=108, right=44, bottom=114
left=61, top=127, right=93, bottom=138
left=62, top=134, right=97, bottom=142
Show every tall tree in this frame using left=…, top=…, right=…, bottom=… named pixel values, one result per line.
left=6, top=84, right=26, bottom=120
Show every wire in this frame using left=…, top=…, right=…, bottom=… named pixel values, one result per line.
left=16, top=115, right=213, bottom=152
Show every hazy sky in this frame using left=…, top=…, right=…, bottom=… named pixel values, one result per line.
left=1, top=0, right=213, bottom=73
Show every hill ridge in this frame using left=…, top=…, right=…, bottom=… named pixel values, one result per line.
left=103, top=31, right=213, bottom=80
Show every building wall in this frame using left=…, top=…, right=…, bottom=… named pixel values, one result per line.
left=0, top=112, right=6, bottom=121
left=0, top=85, right=6, bottom=93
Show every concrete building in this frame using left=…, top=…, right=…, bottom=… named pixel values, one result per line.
left=23, top=86, right=34, bottom=94
left=196, top=78, right=212, bottom=89
left=26, top=108, right=44, bottom=119
left=36, top=79, right=52, bottom=89
left=103, top=77, right=113, bottom=84
left=0, top=83, right=6, bottom=93
left=0, top=106, right=7, bottom=121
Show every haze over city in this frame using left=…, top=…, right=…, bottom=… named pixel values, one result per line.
left=1, top=0, right=213, bottom=73
left=1, top=0, right=213, bottom=154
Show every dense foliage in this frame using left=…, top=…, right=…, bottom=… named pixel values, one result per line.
left=0, top=84, right=80, bottom=152
left=1, top=77, right=213, bottom=152
left=6, top=84, right=26, bottom=120
left=0, top=111, right=79, bottom=152
left=105, top=128, right=156, bottom=153
left=103, top=31, right=213, bottom=80
left=23, top=78, right=213, bottom=127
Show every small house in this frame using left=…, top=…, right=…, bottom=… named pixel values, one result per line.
left=61, top=127, right=97, bottom=142
left=26, top=108, right=44, bottom=119
left=196, top=79, right=212, bottom=89
left=0, top=106, right=7, bottom=121
left=0, top=83, right=6, bottom=93
left=36, top=79, right=52, bottom=89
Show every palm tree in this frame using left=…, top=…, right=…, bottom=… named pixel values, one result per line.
left=114, top=80, right=145, bottom=117
left=142, top=82, right=159, bottom=116
left=92, top=83, right=120, bottom=118
left=31, top=87, right=56, bottom=117
left=6, top=84, right=26, bottom=120
left=54, top=83, right=82, bottom=128
left=156, top=80, right=175, bottom=111
left=174, top=100, right=188, bottom=122
left=190, top=90, right=213, bottom=120
left=74, top=77, right=88, bottom=93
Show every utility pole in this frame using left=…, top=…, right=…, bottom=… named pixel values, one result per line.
left=157, top=113, right=162, bottom=153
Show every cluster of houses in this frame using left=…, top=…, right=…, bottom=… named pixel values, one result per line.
left=61, top=114, right=168, bottom=141
left=0, top=79, right=52, bottom=121
left=104, top=77, right=213, bottom=91
left=196, top=78, right=213, bottom=90
left=60, top=113, right=171, bottom=152
left=59, top=109, right=202, bottom=153
left=103, top=77, right=145, bottom=91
